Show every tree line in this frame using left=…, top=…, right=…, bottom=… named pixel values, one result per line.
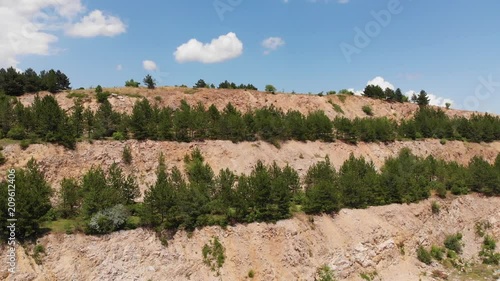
left=2, top=93, right=500, bottom=149
left=1, top=148, right=499, bottom=240
left=0, top=67, right=71, bottom=96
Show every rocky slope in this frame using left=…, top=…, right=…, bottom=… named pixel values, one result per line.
left=1, top=194, right=499, bottom=281
left=2, top=89, right=500, bottom=280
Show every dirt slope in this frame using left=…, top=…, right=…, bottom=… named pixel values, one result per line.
left=1, top=194, right=499, bottom=281
left=17, top=87, right=486, bottom=120
left=1, top=139, right=500, bottom=197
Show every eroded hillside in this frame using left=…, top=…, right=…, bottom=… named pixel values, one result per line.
left=17, top=87, right=485, bottom=120
left=1, top=194, right=499, bottom=281
left=2, top=139, right=500, bottom=196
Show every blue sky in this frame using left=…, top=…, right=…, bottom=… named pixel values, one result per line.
left=3, top=0, right=500, bottom=112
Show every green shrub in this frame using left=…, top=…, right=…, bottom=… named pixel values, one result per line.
left=7, top=125, right=26, bottom=140
left=20, top=139, right=30, bottom=150
left=338, top=95, right=347, bottom=103
left=33, top=244, right=45, bottom=265
left=430, top=245, right=445, bottom=261
left=95, top=85, right=103, bottom=94
left=265, top=84, right=277, bottom=93
left=112, top=131, right=126, bottom=141
left=64, top=222, right=74, bottom=234
left=479, top=235, right=500, bottom=265
left=86, top=204, right=129, bottom=235
left=316, top=265, right=335, bottom=281
left=431, top=201, right=441, bottom=214
left=329, top=101, right=344, bottom=114
left=122, top=145, right=133, bottom=165
left=66, top=92, right=88, bottom=99
left=475, top=220, right=492, bottom=237
left=202, top=236, right=226, bottom=273
left=447, top=249, right=458, bottom=259
left=248, top=269, right=255, bottom=278
left=360, top=271, right=378, bottom=281
left=417, top=246, right=432, bottom=265
left=434, top=181, right=447, bottom=198
left=125, top=79, right=140, bottom=87
left=362, top=105, right=373, bottom=116
left=0, top=152, right=5, bottom=165
left=444, top=233, right=463, bottom=254
left=96, top=91, right=110, bottom=103
left=440, top=139, right=447, bottom=145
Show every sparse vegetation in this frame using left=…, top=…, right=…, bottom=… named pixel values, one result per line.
left=417, top=245, right=432, bottom=265
left=444, top=233, right=463, bottom=254
left=125, top=79, right=140, bottom=87
left=430, top=245, right=445, bottom=261
left=20, top=139, right=30, bottom=150
left=33, top=244, right=46, bottom=265
left=67, top=92, right=88, bottom=99
left=183, top=88, right=200, bottom=95
left=479, top=235, right=500, bottom=265
left=431, top=201, right=441, bottom=214
left=362, top=105, right=373, bottom=116
left=316, top=265, right=335, bottom=281
left=360, top=271, right=378, bottom=281
left=475, top=220, right=492, bottom=237
left=248, top=269, right=255, bottom=278
left=122, top=145, right=132, bottom=165
left=202, top=237, right=226, bottom=273
left=329, top=101, right=344, bottom=114
left=265, top=84, right=276, bottom=93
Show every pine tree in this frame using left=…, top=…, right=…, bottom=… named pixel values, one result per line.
left=58, top=178, right=81, bottom=218
left=142, top=154, right=176, bottom=227
left=143, top=74, right=156, bottom=89
left=417, top=90, right=430, bottom=106
left=0, top=159, right=53, bottom=239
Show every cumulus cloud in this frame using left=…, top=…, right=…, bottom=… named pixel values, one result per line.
left=0, top=0, right=126, bottom=68
left=405, top=90, right=454, bottom=107
left=262, top=37, right=285, bottom=55
left=351, top=76, right=454, bottom=107
left=367, top=76, right=395, bottom=90
left=142, top=60, right=158, bottom=71
left=66, top=10, right=126, bottom=37
left=174, top=32, right=243, bottom=64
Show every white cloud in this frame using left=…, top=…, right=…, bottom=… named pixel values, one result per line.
left=405, top=90, right=454, bottom=107
left=116, top=64, right=123, bottom=71
left=262, top=37, right=285, bottom=55
left=174, top=32, right=243, bottom=64
left=0, top=0, right=126, bottom=68
left=66, top=10, right=126, bottom=38
left=367, top=76, right=395, bottom=90
left=142, top=60, right=158, bottom=71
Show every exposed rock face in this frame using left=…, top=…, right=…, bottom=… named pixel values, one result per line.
left=2, top=139, right=500, bottom=198
left=1, top=194, right=499, bottom=281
